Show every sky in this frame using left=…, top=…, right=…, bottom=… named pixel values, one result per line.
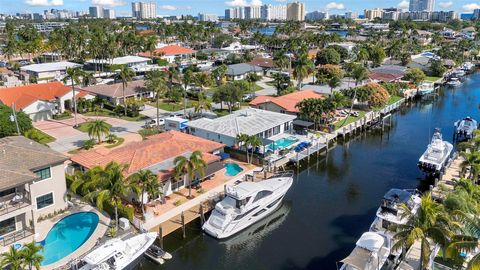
left=1, top=0, right=480, bottom=17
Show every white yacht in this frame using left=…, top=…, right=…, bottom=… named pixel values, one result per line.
left=418, top=129, right=453, bottom=174
left=75, top=232, right=157, bottom=270
left=454, top=116, right=478, bottom=140
left=446, top=78, right=462, bottom=87
left=370, top=189, right=421, bottom=240
left=462, top=62, right=475, bottom=72
left=453, top=69, right=466, bottom=77
left=339, top=232, right=392, bottom=270
left=202, top=171, right=294, bottom=239
left=417, top=82, right=435, bottom=96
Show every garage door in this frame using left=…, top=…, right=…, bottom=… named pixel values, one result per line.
left=30, top=110, right=53, bottom=122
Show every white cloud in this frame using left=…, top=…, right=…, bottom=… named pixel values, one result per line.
left=251, top=0, right=262, bottom=6
left=160, top=5, right=191, bottom=11
left=463, top=3, right=480, bottom=11
left=225, top=0, right=248, bottom=7
left=325, top=2, right=345, bottom=10
left=438, top=1, right=453, bottom=8
left=275, top=0, right=286, bottom=2
left=397, top=0, right=409, bottom=9
left=91, top=0, right=125, bottom=7
left=24, top=0, right=63, bottom=6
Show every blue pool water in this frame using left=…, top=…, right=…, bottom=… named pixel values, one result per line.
left=268, top=137, right=298, bottom=150
left=39, top=212, right=99, bottom=266
left=224, top=163, right=243, bottom=176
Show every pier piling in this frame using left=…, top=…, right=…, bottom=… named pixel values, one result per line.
left=200, top=203, right=205, bottom=225
left=158, top=225, right=164, bottom=249
left=181, top=211, right=186, bottom=239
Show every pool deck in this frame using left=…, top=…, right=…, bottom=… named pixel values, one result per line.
left=38, top=200, right=110, bottom=270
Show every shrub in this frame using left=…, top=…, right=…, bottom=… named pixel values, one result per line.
left=104, top=201, right=134, bottom=221
left=107, top=227, right=118, bottom=237
left=197, top=188, right=206, bottom=194
left=173, top=199, right=184, bottom=206
left=138, top=128, right=161, bottom=140
left=83, top=139, right=96, bottom=150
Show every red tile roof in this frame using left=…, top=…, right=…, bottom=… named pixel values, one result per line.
left=70, top=131, right=225, bottom=178
left=249, top=57, right=274, bottom=69
left=138, top=45, right=197, bottom=58
left=0, top=81, right=71, bottom=109
left=249, top=90, right=324, bottom=113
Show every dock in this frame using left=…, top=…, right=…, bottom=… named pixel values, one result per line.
left=289, top=142, right=326, bottom=164
left=431, top=154, right=463, bottom=201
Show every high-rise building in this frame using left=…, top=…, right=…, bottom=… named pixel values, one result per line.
left=260, top=4, right=287, bottom=21
left=473, top=9, right=480, bottom=19
left=364, top=8, right=383, bottom=20
left=305, top=11, right=329, bottom=20
left=244, top=6, right=261, bottom=19
left=89, top=6, right=103, bottom=18
left=409, top=0, right=435, bottom=12
left=286, top=2, right=305, bottom=21
left=198, top=13, right=218, bottom=21
left=103, top=8, right=115, bottom=19
left=225, top=7, right=245, bottom=20
left=132, top=2, right=156, bottom=19
left=344, top=11, right=358, bottom=19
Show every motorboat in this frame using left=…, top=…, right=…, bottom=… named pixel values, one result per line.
left=462, top=62, right=475, bottom=72
left=418, top=129, right=453, bottom=174
left=144, top=244, right=172, bottom=265
left=202, top=171, right=294, bottom=239
left=75, top=232, right=157, bottom=270
left=452, top=69, right=466, bottom=77
left=417, top=82, right=435, bottom=96
left=454, top=116, right=478, bottom=140
left=370, top=189, right=421, bottom=240
left=339, top=232, right=393, bottom=270
left=446, top=77, right=462, bottom=87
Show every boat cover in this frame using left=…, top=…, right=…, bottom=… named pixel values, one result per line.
left=340, top=246, right=373, bottom=269
left=356, top=232, right=384, bottom=252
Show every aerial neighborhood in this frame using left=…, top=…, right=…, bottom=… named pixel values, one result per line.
left=2, top=0, right=480, bottom=269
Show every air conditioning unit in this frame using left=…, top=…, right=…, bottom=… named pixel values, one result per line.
left=118, top=217, right=130, bottom=231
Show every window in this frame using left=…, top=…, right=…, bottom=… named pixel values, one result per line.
left=171, top=178, right=184, bottom=191
left=0, top=217, right=16, bottom=236
left=36, top=193, right=54, bottom=209
left=0, top=188, right=16, bottom=198
left=34, top=167, right=51, bottom=180
left=253, top=191, right=272, bottom=203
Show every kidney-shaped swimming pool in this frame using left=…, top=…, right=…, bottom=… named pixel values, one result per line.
left=39, top=211, right=99, bottom=266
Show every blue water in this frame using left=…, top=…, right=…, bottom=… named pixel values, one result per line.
left=252, top=27, right=276, bottom=36
left=224, top=163, right=244, bottom=176
left=39, top=212, right=99, bottom=266
left=268, top=137, right=298, bottom=150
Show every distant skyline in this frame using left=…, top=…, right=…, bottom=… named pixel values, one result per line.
left=1, top=0, right=480, bottom=16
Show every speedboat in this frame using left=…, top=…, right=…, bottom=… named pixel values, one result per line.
left=370, top=189, right=422, bottom=240
left=453, top=69, right=466, bottom=77
left=462, top=62, right=474, bottom=72
left=202, top=171, right=294, bottom=239
left=417, top=82, right=435, bottom=96
left=446, top=77, right=462, bottom=87
left=144, top=244, right=172, bottom=265
left=454, top=116, right=478, bottom=140
left=75, top=232, right=157, bottom=270
left=339, top=232, right=393, bottom=270
left=418, top=129, right=453, bottom=174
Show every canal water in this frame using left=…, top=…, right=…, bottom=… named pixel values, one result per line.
left=135, top=73, right=480, bottom=270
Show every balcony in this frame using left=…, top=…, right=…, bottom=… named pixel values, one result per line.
left=0, top=229, right=34, bottom=247
left=0, top=193, right=32, bottom=216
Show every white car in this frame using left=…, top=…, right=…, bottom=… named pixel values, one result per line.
left=144, top=118, right=165, bottom=128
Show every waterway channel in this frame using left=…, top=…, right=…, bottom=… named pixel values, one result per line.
left=135, top=72, right=480, bottom=270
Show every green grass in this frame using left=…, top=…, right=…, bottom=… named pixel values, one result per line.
left=214, top=109, right=232, bottom=117
left=76, top=121, right=113, bottom=133
left=26, top=128, right=55, bottom=144
left=148, top=100, right=198, bottom=112
left=425, top=76, right=442, bottom=82
left=105, top=137, right=125, bottom=149
left=334, top=111, right=367, bottom=130
left=67, top=149, right=81, bottom=155
left=265, top=81, right=276, bottom=86
left=83, top=110, right=148, bottom=122
left=373, top=95, right=404, bottom=111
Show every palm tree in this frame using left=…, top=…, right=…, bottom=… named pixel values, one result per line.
left=182, top=69, right=194, bottom=116
left=0, top=246, right=23, bottom=270
left=194, top=93, right=212, bottom=115
left=63, top=67, right=84, bottom=127
left=129, top=170, right=161, bottom=216
left=145, top=70, right=168, bottom=130
left=87, top=119, right=110, bottom=144
left=116, top=65, right=134, bottom=116
left=293, top=52, right=314, bottom=90
left=236, top=133, right=250, bottom=162
left=174, top=150, right=207, bottom=198
left=212, top=65, right=228, bottom=86
left=21, top=242, right=44, bottom=270
left=247, top=135, right=262, bottom=164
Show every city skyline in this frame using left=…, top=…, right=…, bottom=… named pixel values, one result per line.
left=2, top=0, right=480, bottom=17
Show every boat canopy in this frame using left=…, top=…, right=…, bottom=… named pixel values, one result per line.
left=356, top=232, right=384, bottom=253
left=83, top=239, right=125, bottom=265
left=383, top=189, right=411, bottom=204
left=340, top=246, right=374, bottom=269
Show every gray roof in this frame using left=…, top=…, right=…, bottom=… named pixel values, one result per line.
left=371, top=65, right=407, bottom=76
left=227, top=63, right=263, bottom=76
left=0, top=136, right=67, bottom=190
left=186, top=108, right=296, bottom=137
left=80, top=79, right=148, bottom=98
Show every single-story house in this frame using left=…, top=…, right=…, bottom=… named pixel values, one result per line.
left=221, top=42, right=261, bottom=53
left=78, top=79, right=152, bottom=105
left=0, top=81, right=92, bottom=121
left=186, top=108, right=296, bottom=147
left=369, top=65, right=407, bottom=83
left=20, top=61, right=82, bottom=81
left=249, top=90, right=324, bottom=115
left=85, top=56, right=151, bottom=68
left=138, top=45, right=197, bottom=64
left=70, top=131, right=225, bottom=196
left=226, top=63, right=263, bottom=80
left=249, top=57, right=274, bottom=70
left=462, top=26, right=476, bottom=40
left=328, top=42, right=356, bottom=52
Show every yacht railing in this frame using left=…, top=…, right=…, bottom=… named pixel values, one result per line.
left=268, top=170, right=294, bottom=179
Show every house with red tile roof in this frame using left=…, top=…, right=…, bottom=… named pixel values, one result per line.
left=0, top=82, right=92, bottom=121
left=70, top=131, right=225, bottom=196
left=138, top=45, right=197, bottom=64
left=249, top=90, right=325, bottom=115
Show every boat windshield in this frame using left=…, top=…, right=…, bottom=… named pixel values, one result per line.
left=226, top=195, right=250, bottom=208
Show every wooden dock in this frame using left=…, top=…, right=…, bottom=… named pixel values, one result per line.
left=431, top=154, right=463, bottom=201
left=290, top=142, right=326, bottom=164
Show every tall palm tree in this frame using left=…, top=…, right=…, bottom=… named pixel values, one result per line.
left=174, top=150, right=207, bottom=198
left=129, top=170, right=161, bottom=216
left=0, top=246, right=23, bottom=270
left=63, top=67, right=84, bottom=127
left=182, top=69, right=194, bottom=116
left=212, top=65, right=228, bottom=86
left=236, top=133, right=250, bottom=162
left=247, top=135, right=262, bottom=164
left=194, top=93, right=212, bottom=115
left=116, top=65, right=134, bottom=116
left=21, top=242, right=44, bottom=270
left=145, top=70, right=168, bottom=130
left=293, top=52, right=314, bottom=90
left=87, top=119, right=110, bottom=144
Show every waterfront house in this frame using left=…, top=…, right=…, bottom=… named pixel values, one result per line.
left=20, top=61, right=82, bottom=81
left=249, top=90, right=324, bottom=116
left=86, top=56, right=150, bottom=68
left=0, top=81, right=92, bottom=121
left=70, top=131, right=225, bottom=197
left=138, top=44, right=197, bottom=64
left=78, top=79, right=152, bottom=105
left=369, top=65, right=407, bottom=83
left=0, top=136, right=68, bottom=248
left=226, top=63, right=263, bottom=81
left=249, top=57, right=274, bottom=70
left=186, top=108, right=296, bottom=147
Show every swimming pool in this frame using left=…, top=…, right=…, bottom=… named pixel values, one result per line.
left=39, top=212, right=99, bottom=266
left=268, top=137, right=298, bottom=150
left=224, top=163, right=243, bottom=176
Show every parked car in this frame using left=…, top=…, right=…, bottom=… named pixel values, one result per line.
left=144, top=118, right=165, bottom=128
left=169, top=113, right=184, bottom=118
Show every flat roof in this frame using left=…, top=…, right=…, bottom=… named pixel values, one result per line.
left=86, top=56, right=150, bottom=65
left=186, top=108, right=296, bottom=137
left=20, top=61, right=82, bottom=73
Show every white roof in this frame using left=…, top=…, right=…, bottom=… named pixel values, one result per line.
left=86, top=56, right=150, bottom=65
left=186, top=108, right=296, bottom=137
left=20, top=61, right=81, bottom=73
left=356, top=232, right=384, bottom=253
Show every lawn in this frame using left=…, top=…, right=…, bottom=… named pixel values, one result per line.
left=373, top=95, right=404, bottom=111
left=25, top=128, right=56, bottom=144
left=83, top=110, right=148, bottom=122
left=148, top=100, right=198, bottom=112
left=76, top=121, right=112, bottom=133
left=334, top=111, right=367, bottom=130
left=425, top=76, right=442, bottom=82
left=105, top=137, right=125, bottom=149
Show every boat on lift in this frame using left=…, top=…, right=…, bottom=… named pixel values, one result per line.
left=446, top=77, right=462, bottom=87
left=418, top=129, right=453, bottom=174
left=417, top=82, right=435, bottom=96
left=454, top=116, right=478, bottom=140
left=339, top=232, right=393, bottom=270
